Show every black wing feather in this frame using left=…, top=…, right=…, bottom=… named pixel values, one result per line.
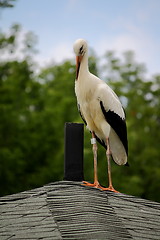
left=95, top=136, right=107, bottom=150
left=100, top=101, right=128, bottom=155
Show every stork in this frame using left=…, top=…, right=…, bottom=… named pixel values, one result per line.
left=73, top=39, right=128, bottom=192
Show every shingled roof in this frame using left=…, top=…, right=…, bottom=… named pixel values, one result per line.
left=1, top=180, right=160, bottom=240
left=1, top=123, right=160, bottom=239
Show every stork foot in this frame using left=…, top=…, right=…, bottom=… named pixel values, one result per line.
left=100, top=185, right=119, bottom=193
left=82, top=181, right=119, bottom=193
left=82, top=181, right=103, bottom=189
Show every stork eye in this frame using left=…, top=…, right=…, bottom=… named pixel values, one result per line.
left=79, top=45, right=84, bottom=54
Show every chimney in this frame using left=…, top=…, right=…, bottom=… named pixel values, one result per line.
left=64, top=122, right=84, bottom=181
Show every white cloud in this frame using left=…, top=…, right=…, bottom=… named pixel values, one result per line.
left=35, top=30, right=159, bottom=76
left=67, top=0, right=79, bottom=11
left=33, top=41, right=74, bottom=71
left=134, top=0, right=160, bottom=22
left=95, top=19, right=159, bottom=76
left=50, top=42, right=73, bottom=63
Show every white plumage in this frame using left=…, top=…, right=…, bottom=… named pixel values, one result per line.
left=73, top=39, right=128, bottom=192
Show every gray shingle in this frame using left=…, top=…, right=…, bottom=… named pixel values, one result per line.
left=0, top=181, right=160, bottom=239
left=0, top=188, right=62, bottom=240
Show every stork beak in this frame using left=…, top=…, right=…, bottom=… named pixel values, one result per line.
left=76, top=55, right=83, bottom=80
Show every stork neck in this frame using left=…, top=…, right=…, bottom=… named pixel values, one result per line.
left=80, top=52, right=89, bottom=75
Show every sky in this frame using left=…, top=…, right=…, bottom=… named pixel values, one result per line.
left=0, top=0, right=160, bottom=76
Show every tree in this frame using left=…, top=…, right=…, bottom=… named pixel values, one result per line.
left=0, top=25, right=46, bottom=195
left=0, top=0, right=16, bottom=8
left=100, top=51, right=160, bottom=200
left=0, top=25, right=160, bottom=202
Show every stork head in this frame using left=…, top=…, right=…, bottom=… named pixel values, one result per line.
left=73, top=39, right=88, bottom=79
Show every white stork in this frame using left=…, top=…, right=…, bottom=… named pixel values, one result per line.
left=73, top=39, right=128, bottom=192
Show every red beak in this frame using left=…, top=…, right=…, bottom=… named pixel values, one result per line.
left=76, top=55, right=83, bottom=80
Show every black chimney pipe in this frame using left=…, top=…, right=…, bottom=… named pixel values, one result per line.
left=64, top=123, right=84, bottom=181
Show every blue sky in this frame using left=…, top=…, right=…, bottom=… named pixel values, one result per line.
left=0, top=0, right=160, bottom=76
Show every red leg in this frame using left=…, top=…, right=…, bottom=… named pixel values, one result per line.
left=82, top=132, right=102, bottom=189
left=101, top=138, right=119, bottom=193
left=82, top=135, right=119, bottom=193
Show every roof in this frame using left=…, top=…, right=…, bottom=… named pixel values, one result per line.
left=0, top=181, right=160, bottom=240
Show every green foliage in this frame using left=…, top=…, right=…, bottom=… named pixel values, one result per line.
left=0, top=0, right=16, bottom=8
left=101, top=51, right=160, bottom=200
left=0, top=24, right=19, bottom=53
left=0, top=25, right=160, bottom=202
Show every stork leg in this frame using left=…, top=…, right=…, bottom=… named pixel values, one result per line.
left=83, top=132, right=102, bottom=189
left=82, top=134, right=119, bottom=193
left=100, top=138, right=119, bottom=193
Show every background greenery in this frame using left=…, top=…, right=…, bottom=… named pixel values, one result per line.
left=0, top=1, right=160, bottom=202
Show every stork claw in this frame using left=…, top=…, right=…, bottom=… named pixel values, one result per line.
left=100, top=185, right=119, bottom=193
left=82, top=181, right=102, bottom=189
left=82, top=181, right=119, bottom=193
